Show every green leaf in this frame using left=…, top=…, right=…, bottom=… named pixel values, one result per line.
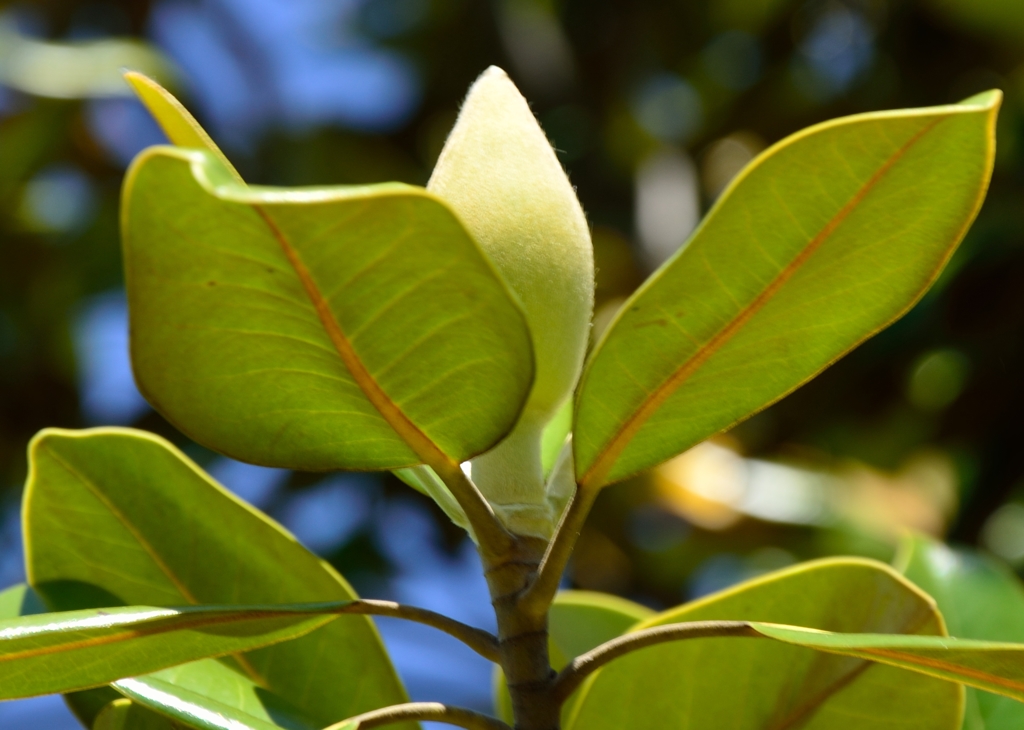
left=112, top=659, right=319, bottom=730
left=751, top=623, right=1024, bottom=703
left=897, top=534, right=1024, bottom=729
left=0, top=601, right=343, bottom=699
left=94, top=699, right=181, bottom=730
left=24, top=428, right=412, bottom=728
left=122, top=145, right=533, bottom=473
left=493, top=590, right=653, bottom=725
left=567, top=558, right=962, bottom=730
left=573, top=92, right=1001, bottom=489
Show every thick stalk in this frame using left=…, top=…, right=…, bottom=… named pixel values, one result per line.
left=484, top=535, right=561, bottom=730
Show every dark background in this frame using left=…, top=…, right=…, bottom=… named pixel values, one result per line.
left=2, top=0, right=1024, bottom=725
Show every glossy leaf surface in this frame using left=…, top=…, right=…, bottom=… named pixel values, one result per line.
left=0, top=583, right=124, bottom=726
left=898, top=534, right=1024, bottom=729
left=122, top=144, right=533, bottom=472
left=113, top=658, right=319, bottom=730
left=574, top=92, right=1000, bottom=488
left=24, top=428, right=411, bottom=727
left=0, top=602, right=338, bottom=699
left=567, top=558, right=962, bottom=730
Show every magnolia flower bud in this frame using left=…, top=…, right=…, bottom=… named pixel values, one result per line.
left=428, top=66, right=594, bottom=538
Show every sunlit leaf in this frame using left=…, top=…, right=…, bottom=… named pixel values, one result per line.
left=122, top=144, right=533, bottom=473
left=574, top=91, right=1000, bottom=489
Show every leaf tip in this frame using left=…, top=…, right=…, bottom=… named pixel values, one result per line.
left=958, top=88, right=1003, bottom=112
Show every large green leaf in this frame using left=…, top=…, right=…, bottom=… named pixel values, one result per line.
left=0, top=602, right=340, bottom=699
left=897, top=534, right=1024, bottom=729
left=24, top=428, right=412, bottom=728
left=122, top=144, right=533, bottom=472
left=566, top=558, right=962, bottom=730
left=573, top=92, right=1000, bottom=489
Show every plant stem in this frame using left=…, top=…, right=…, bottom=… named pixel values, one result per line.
left=323, top=702, right=511, bottom=730
left=336, top=600, right=499, bottom=662
left=551, top=620, right=762, bottom=702
left=517, top=485, right=600, bottom=618
left=485, top=534, right=561, bottom=730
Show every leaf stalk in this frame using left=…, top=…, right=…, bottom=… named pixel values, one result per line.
left=324, top=701, right=512, bottom=730
left=551, top=620, right=762, bottom=702
left=336, top=599, right=499, bottom=662
left=517, top=485, right=600, bottom=618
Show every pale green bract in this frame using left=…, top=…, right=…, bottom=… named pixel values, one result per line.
left=429, top=66, right=595, bottom=538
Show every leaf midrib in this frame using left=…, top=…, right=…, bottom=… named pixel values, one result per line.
left=39, top=444, right=270, bottom=687
left=579, top=116, right=944, bottom=490
left=252, top=206, right=458, bottom=473
left=851, top=646, right=1024, bottom=694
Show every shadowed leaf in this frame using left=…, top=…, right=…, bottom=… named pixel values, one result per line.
left=567, top=558, right=962, bottom=730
